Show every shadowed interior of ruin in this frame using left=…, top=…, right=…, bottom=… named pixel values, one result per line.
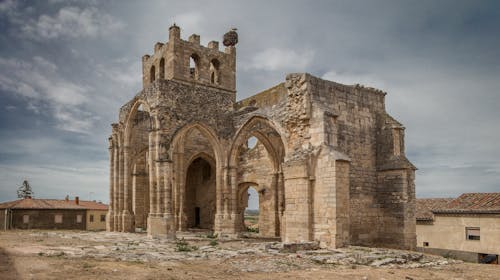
left=185, top=157, right=216, bottom=230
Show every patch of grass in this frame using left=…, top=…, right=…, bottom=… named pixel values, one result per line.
left=206, top=232, right=218, bottom=239
left=175, top=238, right=198, bottom=252
left=37, top=252, right=44, bottom=256
left=246, top=226, right=259, bottom=233
left=209, top=240, right=218, bottom=246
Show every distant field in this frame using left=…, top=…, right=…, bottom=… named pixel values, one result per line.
left=244, top=210, right=259, bottom=231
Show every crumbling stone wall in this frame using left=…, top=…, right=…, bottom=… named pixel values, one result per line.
left=107, top=25, right=416, bottom=250
left=237, top=141, right=276, bottom=237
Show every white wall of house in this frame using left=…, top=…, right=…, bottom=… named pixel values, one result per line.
left=417, top=214, right=500, bottom=256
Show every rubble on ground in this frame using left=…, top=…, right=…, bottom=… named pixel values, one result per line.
left=27, top=231, right=461, bottom=273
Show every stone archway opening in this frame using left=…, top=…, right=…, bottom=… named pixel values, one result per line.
left=230, top=117, right=286, bottom=238
left=185, top=157, right=216, bottom=230
left=170, top=124, right=222, bottom=233
left=238, top=184, right=260, bottom=234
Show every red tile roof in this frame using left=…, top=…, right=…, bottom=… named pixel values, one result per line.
left=416, top=198, right=454, bottom=221
left=433, top=193, right=500, bottom=214
left=71, top=200, right=108, bottom=211
left=0, top=198, right=108, bottom=211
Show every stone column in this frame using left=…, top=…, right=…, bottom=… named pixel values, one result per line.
left=282, top=159, right=312, bottom=243
left=117, top=145, right=124, bottom=231
left=147, top=129, right=175, bottom=239
left=164, top=161, right=173, bottom=216
left=113, top=141, right=120, bottom=231
left=122, top=146, right=135, bottom=232
left=228, top=166, right=237, bottom=213
left=160, top=160, right=175, bottom=238
left=278, top=171, right=285, bottom=238
left=155, top=132, right=163, bottom=215
left=147, top=129, right=157, bottom=235
left=172, top=151, right=184, bottom=231
left=271, top=171, right=280, bottom=237
left=215, top=164, right=237, bottom=235
left=106, top=138, right=115, bottom=231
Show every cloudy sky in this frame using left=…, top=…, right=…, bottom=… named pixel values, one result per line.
left=0, top=0, right=499, bottom=204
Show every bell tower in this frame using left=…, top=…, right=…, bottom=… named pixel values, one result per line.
left=141, top=24, right=237, bottom=93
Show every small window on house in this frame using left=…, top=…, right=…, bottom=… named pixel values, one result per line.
left=54, top=214, right=63, bottom=224
left=423, top=242, right=429, bottom=247
left=466, top=227, right=480, bottom=240
left=90, top=215, right=94, bottom=223
left=23, top=215, right=29, bottom=224
left=76, top=215, right=82, bottom=223
left=100, top=215, right=106, bottom=222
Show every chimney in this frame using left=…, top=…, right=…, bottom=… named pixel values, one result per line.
left=65, top=195, right=69, bottom=202
left=75, top=196, right=79, bottom=205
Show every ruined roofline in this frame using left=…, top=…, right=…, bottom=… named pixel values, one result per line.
left=236, top=83, right=286, bottom=109
left=290, top=72, right=387, bottom=97
left=236, top=72, right=388, bottom=110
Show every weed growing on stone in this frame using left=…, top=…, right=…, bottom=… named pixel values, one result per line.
left=175, top=238, right=198, bottom=252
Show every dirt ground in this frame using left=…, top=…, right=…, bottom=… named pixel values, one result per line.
left=0, top=230, right=497, bottom=280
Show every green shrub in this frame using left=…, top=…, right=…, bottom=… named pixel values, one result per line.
left=175, top=238, right=198, bottom=252
left=247, top=227, right=259, bottom=233
left=206, top=232, right=218, bottom=239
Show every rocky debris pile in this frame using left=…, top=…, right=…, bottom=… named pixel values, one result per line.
left=28, top=231, right=461, bottom=273
left=301, top=246, right=455, bottom=268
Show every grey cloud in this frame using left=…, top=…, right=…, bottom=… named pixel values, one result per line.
left=0, top=0, right=499, bottom=203
left=0, top=56, right=95, bottom=133
left=5, top=4, right=124, bottom=40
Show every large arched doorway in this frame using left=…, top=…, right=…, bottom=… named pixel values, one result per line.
left=229, top=117, right=286, bottom=238
left=185, top=156, right=216, bottom=229
left=170, top=123, right=222, bottom=232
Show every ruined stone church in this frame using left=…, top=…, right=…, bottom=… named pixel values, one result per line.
left=107, top=25, right=417, bottom=250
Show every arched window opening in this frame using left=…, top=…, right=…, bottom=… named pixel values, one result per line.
left=244, top=186, right=259, bottom=234
left=150, top=65, right=156, bottom=83
left=247, top=136, right=258, bottom=149
left=210, top=59, right=220, bottom=84
left=159, top=58, right=165, bottom=80
left=189, top=54, right=199, bottom=79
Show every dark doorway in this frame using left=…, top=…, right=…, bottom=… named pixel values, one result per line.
left=195, top=207, right=200, bottom=227
left=185, top=157, right=216, bottom=229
